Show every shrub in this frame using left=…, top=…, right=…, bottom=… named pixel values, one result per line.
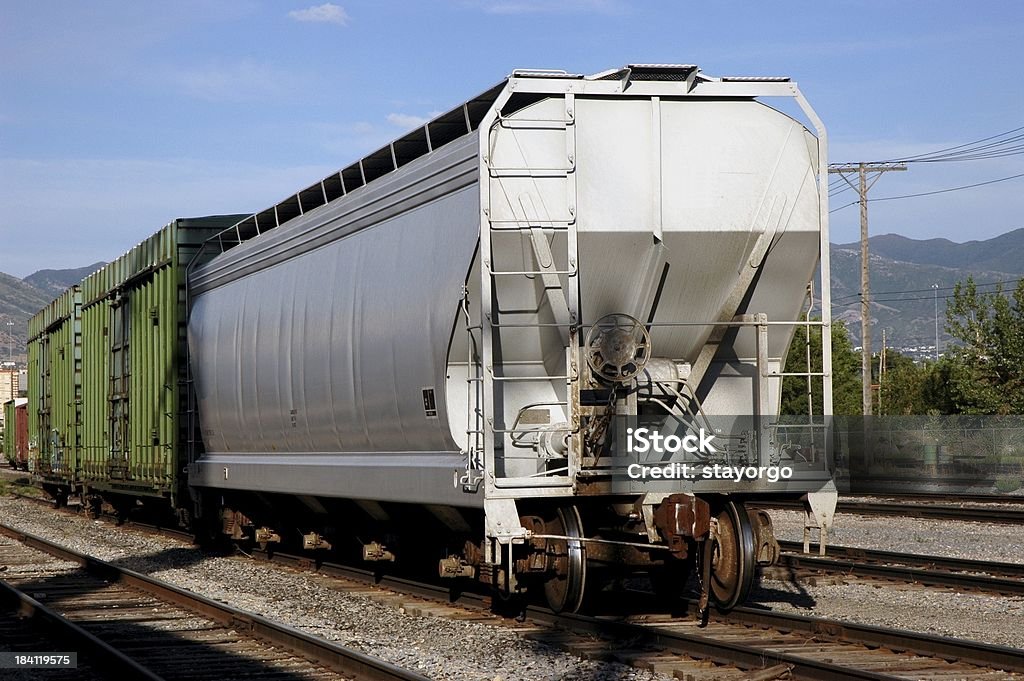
left=994, top=476, right=1022, bottom=493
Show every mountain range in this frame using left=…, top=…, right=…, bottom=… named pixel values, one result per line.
left=0, top=262, right=105, bottom=361
left=2, top=228, right=1024, bottom=361
left=832, top=229, right=1024, bottom=351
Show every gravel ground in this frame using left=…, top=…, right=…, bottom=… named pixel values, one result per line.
left=0, top=496, right=666, bottom=681
left=0, top=535, right=95, bottom=681
left=770, top=507, right=1024, bottom=563
left=762, top=506, right=1024, bottom=649
left=4, top=492, right=1023, bottom=672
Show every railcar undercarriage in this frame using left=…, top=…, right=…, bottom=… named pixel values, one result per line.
left=199, top=487, right=824, bottom=618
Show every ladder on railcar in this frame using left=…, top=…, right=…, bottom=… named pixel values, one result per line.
left=472, top=92, right=582, bottom=497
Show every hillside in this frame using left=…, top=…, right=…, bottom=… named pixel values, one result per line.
left=2, top=229, right=1021, bottom=363
left=23, top=262, right=106, bottom=299
left=836, top=229, right=1024, bottom=275
left=828, top=248, right=1016, bottom=351
left=0, top=273, right=53, bottom=361
left=0, top=263, right=105, bottom=362
left=830, top=230, right=1024, bottom=351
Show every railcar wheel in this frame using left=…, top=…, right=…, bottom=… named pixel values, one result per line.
left=703, top=501, right=755, bottom=610
left=543, top=506, right=587, bottom=613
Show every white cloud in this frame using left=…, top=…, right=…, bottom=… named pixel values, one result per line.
left=386, top=113, right=428, bottom=129
left=288, top=3, right=349, bottom=25
left=386, top=112, right=441, bottom=129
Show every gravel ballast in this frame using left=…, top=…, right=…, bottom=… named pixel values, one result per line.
left=762, top=506, right=1024, bottom=648
left=770, top=507, right=1024, bottom=563
left=0, top=496, right=666, bottom=681
left=3, top=493, right=1023, bottom=673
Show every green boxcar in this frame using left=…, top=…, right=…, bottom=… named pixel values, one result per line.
left=27, top=286, right=83, bottom=490
left=3, top=399, right=29, bottom=470
left=3, top=399, right=14, bottom=466
left=77, top=216, right=245, bottom=510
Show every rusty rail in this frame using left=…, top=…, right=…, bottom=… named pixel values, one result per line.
left=775, top=539, right=1024, bottom=596
left=757, top=498, right=1024, bottom=524
left=249, top=549, right=1024, bottom=680
left=0, top=523, right=429, bottom=681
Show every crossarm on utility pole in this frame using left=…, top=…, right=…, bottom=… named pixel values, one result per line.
left=827, top=162, right=905, bottom=418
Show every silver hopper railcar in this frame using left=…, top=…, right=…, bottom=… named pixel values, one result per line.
left=186, top=64, right=838, bottom=613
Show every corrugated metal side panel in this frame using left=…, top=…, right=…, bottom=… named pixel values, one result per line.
left=2, top=400, right=13, bottom=463
left=56, top=289, right=80, bottom=484
left=81, top=261, right=102, bottom=303
left=15, top=404, right=28, bottom=465
left=188, top=139, right=480, bottom=461
left=27, top=310, right=43, bottom=342
left=80, top=289, right=107, bottom=483
left=26, top=334, right=40, bottom=467
left=127, top=255, right=176, bottom=488
left=36, top=287, right=82, bottom=484
left=3, top=401, right=30, bottom=468
left=82, top=223, right=174, bottom=305
left=28, top=286, right=76, bottom=341
left=77, top=215, right=247, bottom=497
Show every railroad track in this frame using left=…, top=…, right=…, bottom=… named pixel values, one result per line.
left=859, top=492, right=1024, bottom=505
left=0, top=523, right=429, bottom=681
left=9, top=493, right=1024, bottom=679
left=246, top=550, right=1024, bottom=680
left=769, top=540, right=1024, bottom=596
left=0, top=602, right=109, bottom=680
left=757, top=498, right=1024, bottom=524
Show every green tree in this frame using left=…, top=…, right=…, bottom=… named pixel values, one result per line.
left=877, top=350, right=927, bottom=415
left=780, top=319, right=862, bottom=416
left=919, top=357, right=957, bottom=415
left=943, top=277, right=1024, bottom=414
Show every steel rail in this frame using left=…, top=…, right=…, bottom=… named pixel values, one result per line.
left=777, top=539, right=1024, bottom=596
left=0, top=523, right=429, bottom=681
left=529, top=607, right=902, bottom=681
left=779, top=540, right=1024, bottom=577
left=858, top=491, right=1024, bottom=505
left=837, top=500, right=1024, bottom=523
left=757, top=498, right=1024, bottom=524
left=255, top=551, right=893, bottom=680
left=0, top=579, right=164, bottom=680
left=705, top=602, right=1024, bottom=674
left=11, top=496, right=1024, bottom=679
left=252, top=550, right=1024, bottom=680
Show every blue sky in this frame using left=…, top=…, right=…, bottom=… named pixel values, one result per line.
left=1, top=0, right=1022, bottom=277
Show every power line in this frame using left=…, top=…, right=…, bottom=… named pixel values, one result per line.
left=829, top=171, right=1024, bottom=213
left=837, top=290, right=1010, bottom=305
left=828, top=184, right=855, bottom=198
left=871, top=171, right=1024, bottom=202
left=829, top=126, right=1024, bottom=205
left=832, top=286, right=1021, bottom=307
left=872, top=125, right=1024, bottom=165
left=831, top=277, right=1024, bottom=303
left=830, top=200, right=858, bottom=214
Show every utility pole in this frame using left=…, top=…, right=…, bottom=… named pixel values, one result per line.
left=829, top=162, right=906, bottom=417
left=932, top=283, right=940, bottom=361
left=879, top=328, right=886, bottom=416
left=5, top=320, right=12, bottom=364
